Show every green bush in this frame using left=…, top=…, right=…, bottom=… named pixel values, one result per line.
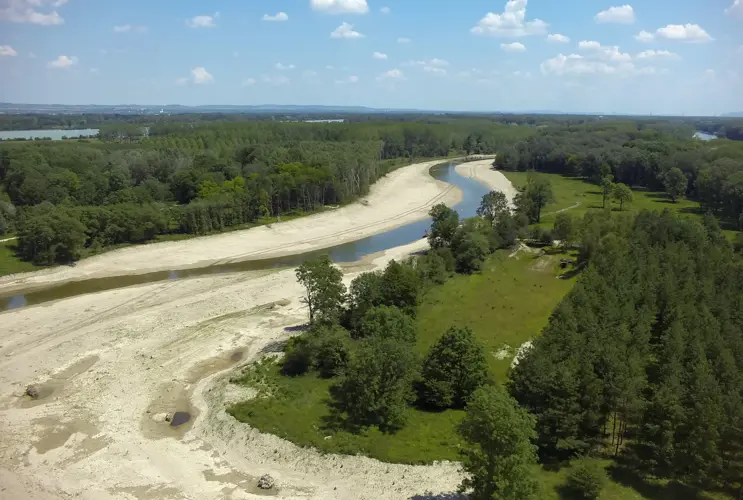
left=282, top=325, right=351, bottom=378
left=355, top=305, right=416, bottom=343
left=565, top=459, right=608, bottom=500
left=420, top=326, right=489, bottom=409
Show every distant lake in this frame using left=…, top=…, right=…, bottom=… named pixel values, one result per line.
left=0, top=129, right=99, bottom=141
left=694, top=131, right=717, bottom=141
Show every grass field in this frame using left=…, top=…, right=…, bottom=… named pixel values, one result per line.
left=229, top=250, right=576, bottom=464
left=501, top=171, right=702, bottom=228
left=0, top=240, right=42, bottom=276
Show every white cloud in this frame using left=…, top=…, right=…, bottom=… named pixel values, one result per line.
left=406, top=58, right=449, bottom=67
left=471, top=0, right=548, bottom=37
left=262, top=12, right=288, bottom=22
left=113, top=24, right=146, bottom=33
left=242, top=78, right=257, bottom=86
left=274, top=62, right=296, bottom=70
left=541, top=54, right=628, bottom=76
left=330, top=22, right=364, bottom=39
left=373, top=51, right=388, bottom=60
left=377, top=68, right=405, bottom=81
left=48, top=55, right=77, bottom=68
left=636, top=24, right=713, bottom=43
left=262, top=74, right=290, bottom=86
left=0, top=0, right=65, bottom=25
left=424, top=66, right=447, bottom=76
left=325, top=65, right=335, bottom=70
left=311, top=0, right=369, bottom=14
left=501, top=42, right=526, bottom=52
left=335, top=75, right=359, bottom=84
left=656, top=24, right=713, bottom=42
left=635, top=31, right=654, bottom=43
left=578, top=40, right=632, bottom=62
left=187, top=13, right=218, bottom=28
left=397, top=37, right=411, bottom=43
left=726, top=0, right=743, bottom=18
left=636, top=49, right=680, bottom=60
left=595, top=5, right=635, bottom=24
left=0, top=45, right=18, bottom=57
left=176, top=66, right=214, bottom=85
left=380, top=6, right=390, bottom=14
left=546, top=33, right=569, bottom=43
left=192, top=67, right=213, bottom=84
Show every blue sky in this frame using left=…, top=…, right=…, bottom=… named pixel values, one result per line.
left=0, top=0, right=741, bottom=115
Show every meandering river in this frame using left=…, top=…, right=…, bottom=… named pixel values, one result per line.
left=0, top=162, right=491, bottom=312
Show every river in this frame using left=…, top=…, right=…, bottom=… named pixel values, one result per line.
left=0, top=162, right=490, bottom=312
left=0, top=129, right=99, bottom=141
left=694, top=131, right=717, bottom=141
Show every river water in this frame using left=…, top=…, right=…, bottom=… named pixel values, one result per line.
left=694, top=131, right=717, bottom=141
left=0, top=162, right=491, bottom=312
left=0, top=129, right=99, bottom=141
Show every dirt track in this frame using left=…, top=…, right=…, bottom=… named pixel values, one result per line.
left=0, top=160, right=512, bottom=500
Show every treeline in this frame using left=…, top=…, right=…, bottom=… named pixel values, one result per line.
left=494, top=121, right=743, bottom=226
left=511, top=210, right=743, bottom=491
left=2, top=118, right=534, bottom=264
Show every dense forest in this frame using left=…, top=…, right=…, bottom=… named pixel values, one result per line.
left=0, top=118, right=532, bottom=264
left=510, top=210, right=743, bottom=494
left=1, top=114, right=742, bottom=267
left=494, top=121, right=743, bottom=227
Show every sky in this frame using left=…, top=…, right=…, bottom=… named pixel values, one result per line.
left=0, top=0, right=742, bottom=115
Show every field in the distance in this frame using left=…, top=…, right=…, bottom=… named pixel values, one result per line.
left=501, top=171, right=701, bottom=228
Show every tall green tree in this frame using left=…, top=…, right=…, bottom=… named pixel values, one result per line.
left=663, top=168, right=688, bottom=203
left=515, top=173, right=554, bottom=223
left=612, top=183, right=633, bottom=211
left=295, top=255, right=346, bottom=325
left=458, top=386, right=540, bottom=500
left=331, top=337, right=418, bottom=431
left=428, top=203, right=459, bottom=249
left=477, top=190, right=509, bottom=225
left=355, top=305, right=416, bottom=343
left=420, top=326, right=489, bottom=409
left=600, top=176, right=614, bottom=209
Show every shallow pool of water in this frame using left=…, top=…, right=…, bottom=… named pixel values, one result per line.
left=0, top=162, right=491, bottom=312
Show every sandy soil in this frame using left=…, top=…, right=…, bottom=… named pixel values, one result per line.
left=0, top=159, right=511, bottom=500
left=0, top=159, right=463, bottom=292
left=454, top=161, right=518, bottom=208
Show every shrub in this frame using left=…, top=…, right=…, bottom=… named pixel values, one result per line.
left=282, top=335, right=313, bottom=376
left=282, top=325, right=351, bottom=378
left=454, top=232, right=490, bottom=274
left=565, top=459, right=608, bottom=500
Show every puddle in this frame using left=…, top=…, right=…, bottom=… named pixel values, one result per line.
left=142, top=347, right=250, bottom=440
left=141, top=382, right=199, bottom=440
left=170, top=411, right=191, bottom=427
left=19, top=355, right=99, bottom=408
left=32, top=416, right=108, bottom=460
left=203, top=469, right=279, bottom=496
left=108, top=485, right=183, bottom=500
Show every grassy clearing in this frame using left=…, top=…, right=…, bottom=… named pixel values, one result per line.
left=229, top=250, right=575, bottom=464
left=0, top=241, right=43, bottom=276
left=416, top=249, right=575, bottom=381
left=501, top=172, right=702, bottom=229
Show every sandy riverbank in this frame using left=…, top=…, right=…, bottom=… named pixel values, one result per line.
left=0, top=159, right=512, bottom=500
left=0, top=159, right=464, bottom=292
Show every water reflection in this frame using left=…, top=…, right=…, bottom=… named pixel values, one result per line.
left=0, top=162, right=491, bottom=312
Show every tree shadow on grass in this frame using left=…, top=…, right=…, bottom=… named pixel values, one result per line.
left=607, top=460, right=710, bottom=500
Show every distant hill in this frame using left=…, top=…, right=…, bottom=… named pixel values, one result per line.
left=721, top=112, right=743, bottom=117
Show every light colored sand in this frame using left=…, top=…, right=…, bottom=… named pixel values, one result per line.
left=0, top=159, right=513, bottom=500
left=0, top=159, right=463, bottom=292
left=455, top=160, right=518, bottom=208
